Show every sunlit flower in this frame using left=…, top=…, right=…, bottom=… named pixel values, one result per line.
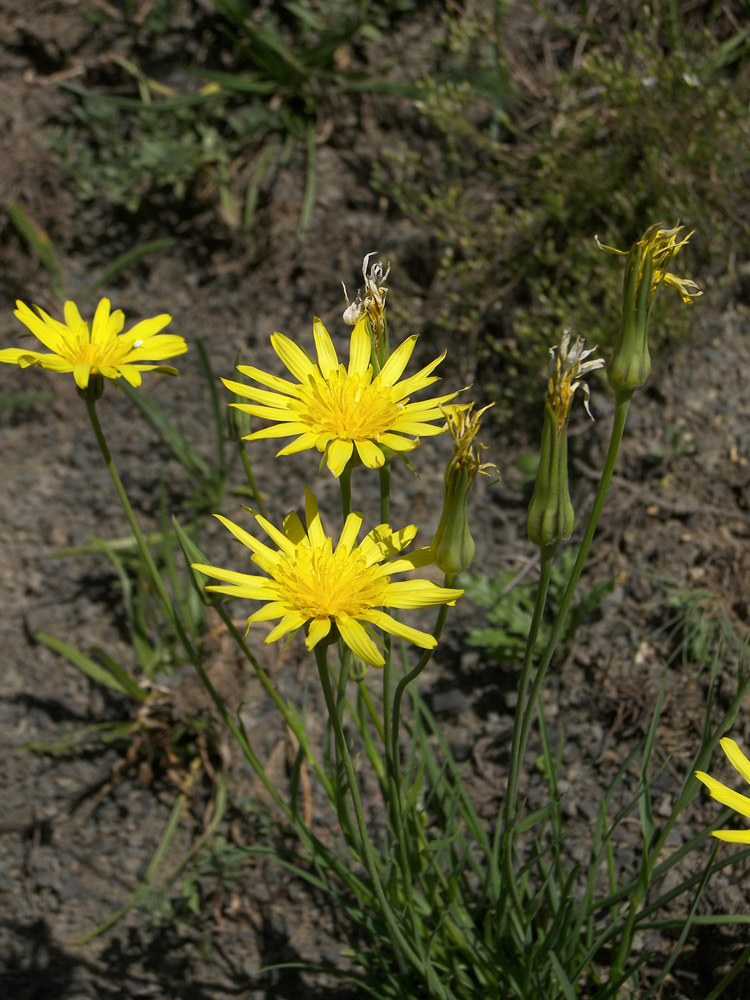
left=696, top=738, right=750, bottom=844
left=192, top=488, right=464, bottom=667
left=0, top=298, right=186, bottom=391
left=223, top=316, right=459, bottom=477
left=432, top=403, right=499, bottom=576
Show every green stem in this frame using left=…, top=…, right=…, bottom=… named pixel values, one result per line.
left=85, top=399, right=293, bottom=820
left=314, top=645, right=444, bottom=995
left=495, top=547, right=555, bottom=902
left=379, top=458, right=391, bottom=524
left=340, top=463, right=353, bottom=520
left=390, top=596, right=453, bottom=777
left=509, top=394, right=631, bottom=826
left=238, top=442, right=266, bottom=518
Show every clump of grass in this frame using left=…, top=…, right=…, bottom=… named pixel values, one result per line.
left=48, top=0, right=418, bottom=236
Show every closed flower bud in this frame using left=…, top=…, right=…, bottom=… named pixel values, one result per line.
left=527, top=402, right=574, bottom=550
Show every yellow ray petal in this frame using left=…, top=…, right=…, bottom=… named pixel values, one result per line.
left=721, top=738, right=750, bottom=785
left=313, top=318, right=339, bottom=377
left=13, top=302, right=66, bottom=353
left=304, top=488, right=327, bottom=548
left=232, top=366, right=300, bottom=396
left=306, top=617, right=332, bottom=649
left=272, top=332, right=316, bottom=382
left=377, top=335, right=417, bottom=386
left=711, top=829, right=750, bottom=844
left=348, top=318, right=372, bottom=375
left=363, top=609, right=437, bottom=649
left=355, top=438, right=385, bottom=468
left=337, top=615, right=384, bottom=667
left=65, top=300, right=91, bottom=339
left=383, top=580, right=464, bottom=608
left=266, top=614, right=307, bottom=643
left=695, top=772, right=750, bottom=818
left=327, top=438, right=354, bottom=477
left=335, top=512, right=364, bottom=556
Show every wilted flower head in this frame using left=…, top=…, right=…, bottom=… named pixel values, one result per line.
left=696, top=737, right=750, bottom=844
left=192, top=488, right=463, bottom=668
left=546, top=329, right=605, bottom=432
left=442, top=403, right=499, bottom=486
left=596, top=223, right=701, bottom=397
left=432, top=403, right=498, bottom=576
left=528, top=331, right=602, bottom=551
left=0, top=298, right=186, bottom=395
left=223, top=316, right=458, bottom=478
left=596, top=223, right=702, bottom=308
left=342, top=252, right=390, bottom=333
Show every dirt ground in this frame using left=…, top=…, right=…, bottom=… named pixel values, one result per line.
left=2, top=2, right=750, bottom=998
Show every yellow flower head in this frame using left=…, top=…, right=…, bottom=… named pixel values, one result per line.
left=1, top=298, right=186, bottom=391
left=596, top=223, right=702, bottom=308
left=224, top=316, right=459, bottom=478
left=696, top=738, right=750, bottom=844
left=546, top=329, right=605, bottom=432
left=192, top=488, right=464, bottom=667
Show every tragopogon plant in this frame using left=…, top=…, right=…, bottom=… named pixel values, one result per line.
left=6, top=232, right=750, bottom=998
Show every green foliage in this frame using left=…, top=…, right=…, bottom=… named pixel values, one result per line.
left=48, top=88, right=244, bottom=218
left=377, top=2, right=750, bottom=419
left=654, top=579, right=743, bottom=670
left=460, top=546, right=616, bottom=665
left=49, top=0, right=418, bottom=235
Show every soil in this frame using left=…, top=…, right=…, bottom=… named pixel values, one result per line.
left=2, top=3, right=750, bottom=999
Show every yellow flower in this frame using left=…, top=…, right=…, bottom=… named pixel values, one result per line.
left=223, top=316, right=458, bottom=477
left=192, top=488, right=464, bottom=668
left=696, top=738, right=750, bottom=844
left=1, top=298, right=186, bottom=390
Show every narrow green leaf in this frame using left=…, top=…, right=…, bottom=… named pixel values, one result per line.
left=36, top=633, right=147, bottom=700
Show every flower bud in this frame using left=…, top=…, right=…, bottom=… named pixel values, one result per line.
left=527, top=402, right=574, bottom=551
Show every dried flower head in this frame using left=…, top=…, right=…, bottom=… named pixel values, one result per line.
left=442, top=403, right=499, bottom=486
left=342, top=252, right=390, bottom=332
left=432, top=403, right=498, bottom=576
left=597, top=223, right=701, bottom=397
left=596, top=223, right=702, bottom=307
left=546, top=329, right=605, bottom=431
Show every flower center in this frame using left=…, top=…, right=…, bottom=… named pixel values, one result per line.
left=302, top=367, right=401, bottom=440
left=64, top=334, right=128, bottom=371
left=274, top=542, right=386, bottom=619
